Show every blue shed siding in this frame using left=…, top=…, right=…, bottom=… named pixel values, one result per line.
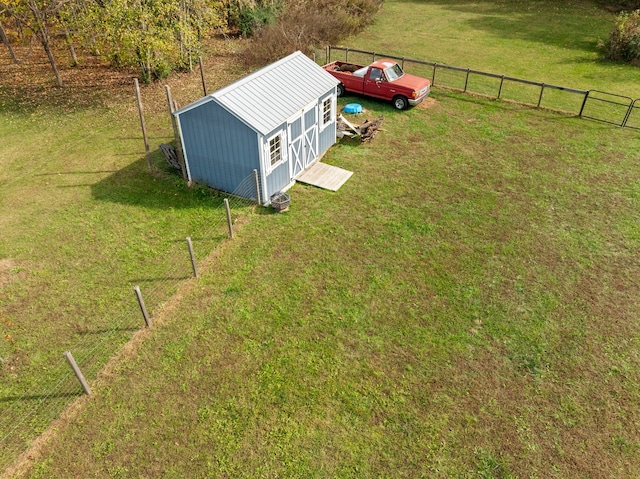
left=289, top=117, right=302, bottom=139
left=179, top=101, right=258, bottom=194
left=266, top=158, right=291, bottom=199
left=318, top=91, right=337, bottom=157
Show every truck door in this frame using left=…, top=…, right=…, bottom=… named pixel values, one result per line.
left=363, top=67, right=392, bottom=100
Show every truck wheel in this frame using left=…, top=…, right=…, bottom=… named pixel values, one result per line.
left=337, top=83, right=345, bottom=97
left=393, top=95, right=408, bottom=110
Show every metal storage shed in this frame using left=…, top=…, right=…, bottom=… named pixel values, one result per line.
left=174, top=51, right=340, bottom=204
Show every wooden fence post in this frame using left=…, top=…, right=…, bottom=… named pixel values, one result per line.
left=253, top=169, right=261, bottom=205
left=199, top=56, right=207, bottom=96
left=134, top=285, right=151, bottom=328
left=134, top=78, right=153, bottom=171
left=165, top=85, right=188, bottom=181
left=64, top=351, right=91, bottom=395
left=224, top=199, right=234, bottom=239
left=186, top=237, right=198, bottom=278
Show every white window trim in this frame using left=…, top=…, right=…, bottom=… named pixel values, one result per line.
left=264, top=130, right=287, bottom=174
left=320, top=96, right=334, bottom=132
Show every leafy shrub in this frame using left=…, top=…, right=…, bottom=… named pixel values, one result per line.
left=242, top=0, right=382, bottom=67
left=238, top=4, right=278, bottom=36
left=226, top=0, right=285, bottom=37
left=601, top=9, right=640, bottom=65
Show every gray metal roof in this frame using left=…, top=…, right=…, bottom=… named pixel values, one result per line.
left=175, top=51, right=340, bottom=136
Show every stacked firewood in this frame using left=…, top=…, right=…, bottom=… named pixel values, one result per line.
left=358, top=116, right=384, bottom=142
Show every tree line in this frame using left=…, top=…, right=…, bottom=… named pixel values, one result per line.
left=0, top=0, right=381, bottom=86
left=3, top=0, right=634, bottom=88
left=0, top=0, right=239, bottom=86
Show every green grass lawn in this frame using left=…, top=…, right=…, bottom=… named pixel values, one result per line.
left=345, top=0, right=640, bottom=98
left=2, top=0, right=640, bottom=477
left=0, top=40, right=256, bottom=471
left=21, top=92, right=640, bottom=478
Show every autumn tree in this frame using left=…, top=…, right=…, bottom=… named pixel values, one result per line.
left=0, top=9, right=20, bottom=63
left=0, top=0, right=71, bottom=85
left=79, top=0, right=224, bottom=83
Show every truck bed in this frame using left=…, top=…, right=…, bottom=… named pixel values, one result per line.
left=323, top=61, right=367, bottom=78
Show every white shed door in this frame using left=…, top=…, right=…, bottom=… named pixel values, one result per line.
left=303, top=103, right=318, bottom=168
left=288, top=115, right=304, bottom=179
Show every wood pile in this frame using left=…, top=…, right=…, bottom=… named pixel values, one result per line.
left=337, top=114, right=385, bottom=142
left=358, top=116, right=384, bottom=142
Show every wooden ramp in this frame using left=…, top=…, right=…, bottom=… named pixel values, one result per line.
left=295, top=162, right=353, bottom=191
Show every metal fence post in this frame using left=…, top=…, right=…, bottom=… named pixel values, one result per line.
left=464, top=68, right=470, bottom=93
left=64, top=351, right=92, bottom=395
left=372, top=52, right=376, bottom=62
left=579, top=90, right=590, bottom=117
left=345, top=47, right=349, bottom=62
left=432, top=63, right=437, bottom=85
left=622, top=99, right=636, bottom=128
left=497, top=75, right=505, bottom=99
left=537, top=83, right=545, bottom=108
left=326, top=45, right=330, bottom=64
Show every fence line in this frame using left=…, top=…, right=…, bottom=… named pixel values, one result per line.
left=326, top=45, right=640, bottom=130
left=0, top=168, right=265, bottom=473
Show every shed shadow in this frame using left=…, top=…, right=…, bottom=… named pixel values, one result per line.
left=90, top=153, right=226, bottom=210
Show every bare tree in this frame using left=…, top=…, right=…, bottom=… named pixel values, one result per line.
left=0, top=18, right=20, bottom=63
left=1, top=0, right=70, bottom=86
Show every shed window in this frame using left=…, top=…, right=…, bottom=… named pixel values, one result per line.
left=322, top=98, right=332, bottom=126
left=269, top=134, right=282, bottom=167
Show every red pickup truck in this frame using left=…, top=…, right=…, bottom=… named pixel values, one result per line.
left=324, top=59, right=431, bottom=110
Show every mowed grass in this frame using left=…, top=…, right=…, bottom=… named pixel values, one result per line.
left=0, top=40, right=254, bottom=468
left=22, top=91, right=640, bottom=477
left=344, top=0, right=640, bottom=99
left=3, top=0, right=640, bottom=476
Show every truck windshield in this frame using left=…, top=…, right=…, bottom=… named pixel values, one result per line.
left=384, top=64, right=404, bottom=81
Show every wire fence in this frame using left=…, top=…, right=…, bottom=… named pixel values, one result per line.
left=326, top=46, right=640, bottom=130
left=0, top=165, right=263, bottom=473
left=3, top=45, right=636, bottom=474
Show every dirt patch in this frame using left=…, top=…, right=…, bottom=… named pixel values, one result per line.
left=416, top=97, right=439, bottom=110
left=0, top=259, right=25, bottom=290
